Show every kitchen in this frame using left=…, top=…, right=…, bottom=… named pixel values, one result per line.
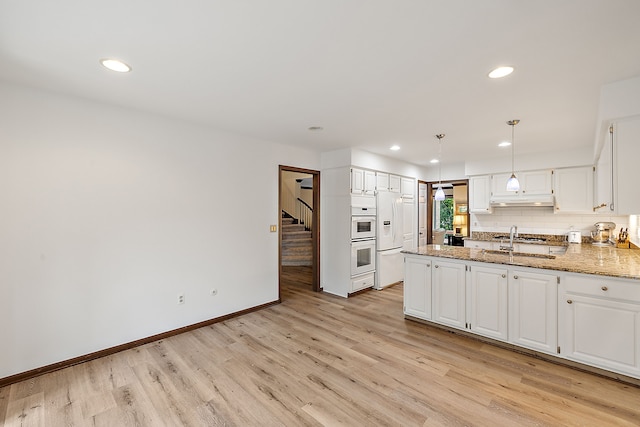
left=3, top=1, right=640, bottom=424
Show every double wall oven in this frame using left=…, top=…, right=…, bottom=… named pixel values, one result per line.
left=351, top=207, right=376, bottom=277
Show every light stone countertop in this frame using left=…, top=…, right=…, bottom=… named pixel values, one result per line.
left=402, top=244, right=640, bottom=280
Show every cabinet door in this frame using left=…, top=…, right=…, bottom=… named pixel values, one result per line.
left=469, top=265, right=508, bottom=341
left=432, top=260, right=466, bottom=330
left=595, top=132, right=612, bottom=212
left=364, top=170, right=376, bottom=195
left=402, top=198, right=415, bottom=250
left=521, top=170, right=552, bottom=195
left=464, top=240, right=493, bottom=250
left=491, top=172, right=513, bottom=197
left=554, top=166, right=594, bottom=214
left=401, top=177, right=415, bottom=198
left=560, top=293, right=640, bottom=377
left=615, top=116, right=640, bottom=215
left=376, top=172, right=389, bottom=192
left=509, top=270, right=557, bottom=354
left=351, top=168, right=364, bottom=195
left=469, top=175, right=492, bottom=213
left=404, top=257, right=432, bottom=320
left=389, top=174, right=401, bottom=193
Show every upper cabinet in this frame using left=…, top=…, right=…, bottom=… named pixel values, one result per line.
left=469, top=175, right=492, bottom=214
left=400, top=177, right=415, bottom=199
left=376, top=172, right=401, bottom=193
left=491, top=170, right=553, bottom=197
left=553, top=166, right=594, bottom=214
left=595, top=116, right=640, bottom=215
left=351, top=168, right=376, bottom=196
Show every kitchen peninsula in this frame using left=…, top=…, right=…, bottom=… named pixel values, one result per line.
left=402, top=243, right=640, bottom=383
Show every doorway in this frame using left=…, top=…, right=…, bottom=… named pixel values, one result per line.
left=419, top=179, right=469, bottom=245
left=279, top=165, right=320, bottom=297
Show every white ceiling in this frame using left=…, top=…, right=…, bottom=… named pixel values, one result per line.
left=2, top=0, right=640, bottom=166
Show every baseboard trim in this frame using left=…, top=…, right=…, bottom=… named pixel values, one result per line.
left=0, top=299, right=281, bottom=388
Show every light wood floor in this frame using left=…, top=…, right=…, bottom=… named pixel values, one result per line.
left=2, top=268, right=640, bottom=426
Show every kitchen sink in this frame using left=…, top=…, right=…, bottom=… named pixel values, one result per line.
left=482, top=249, right=556, bottom=260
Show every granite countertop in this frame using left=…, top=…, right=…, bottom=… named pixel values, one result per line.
left=402, top=244, right=640, bottom=280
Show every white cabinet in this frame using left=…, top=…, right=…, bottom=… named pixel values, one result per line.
left=553, top=166, right=594, bottom=214
left=595, top=116, right=640, bottom=215
left=509, top=269, right=558, bottom=355
left=614, top=117, right=640, bottom=215
left=464, top=240, right=493, bottom=250
left=351, top=168, right=376, bottom=196
left=400, top=177, right=415, bottom=198
left=402, top=197, right=415, bottom=250
left=351, top=272, right=375, bottom=293
left=492, top=170, right=553, bottom=197
left=376, top=172, right=400, bottom=192
left=468, top=264, right=508, bottom=341
left=432, top=260, right=467, bottom=330
left=560, top=274, right=640, bottom=378
left=469, top=175, right=492, bottom=214
left=403, top=255, right=432, bottom=320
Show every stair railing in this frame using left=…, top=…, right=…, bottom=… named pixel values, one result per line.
left=296, top=198, right=313, bottom=231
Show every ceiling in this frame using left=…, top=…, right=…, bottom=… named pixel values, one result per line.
left=2, top=0, right=640, bottom=167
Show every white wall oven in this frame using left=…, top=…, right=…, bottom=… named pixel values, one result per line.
left=351, top=238, right=376, bottom=276
left=351, top=209, right=376, bottom=241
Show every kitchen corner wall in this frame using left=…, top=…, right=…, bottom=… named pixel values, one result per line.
left=471, top=208, right=629, bottom=238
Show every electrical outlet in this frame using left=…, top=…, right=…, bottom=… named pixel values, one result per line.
left=270, top=224, right=277, bottom=232
left=210, top=288, right=218, bottom=296
left=178, top=293, right=185, bottom=304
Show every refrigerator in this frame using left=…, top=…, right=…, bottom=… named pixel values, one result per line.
left=375, top=191, right=404, bottom=289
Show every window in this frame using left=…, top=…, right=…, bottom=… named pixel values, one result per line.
left=433, top=196, right=453, bottom=232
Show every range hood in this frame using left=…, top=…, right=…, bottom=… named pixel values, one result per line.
left=490, top=194, right=555, bottom=207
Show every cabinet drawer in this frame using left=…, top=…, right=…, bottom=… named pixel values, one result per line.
left=563, top=274, right=640, bottom=302
left=351, top=272, right=375, bottom=293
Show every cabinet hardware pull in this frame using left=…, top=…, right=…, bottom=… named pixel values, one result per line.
left=501, top=274, right=506, bottom=278
left=601, top=286, right=608, bottom=291
left=435, top=265, right=439, bottom=268
left=567, top=299, right=573, bottom=304
left=513, top=275, right=518, bottom=279
left=426, top=264, right=430, bottom=267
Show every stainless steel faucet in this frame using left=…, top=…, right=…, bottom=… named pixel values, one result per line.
left=509, top=225, right=518, bottom=250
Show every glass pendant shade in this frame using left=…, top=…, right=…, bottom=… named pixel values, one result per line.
left=434, top=185, right=445, bottom=201
left=506, top=173, right=520, bottom=191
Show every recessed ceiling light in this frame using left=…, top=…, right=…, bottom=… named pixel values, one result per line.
left=100, top=58, right=131, bottom=73
left=498, top=141, right=511, bottom=147
left=308, top=126, right=323, bottom=131
left=430, top=159, right=439, bottom=164
left=488, top=66, right=514, bottom=79
left=390, top=145, right=400, bottom=151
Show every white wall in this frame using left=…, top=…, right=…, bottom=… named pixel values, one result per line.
left=0, top=82, right=320, bottom=378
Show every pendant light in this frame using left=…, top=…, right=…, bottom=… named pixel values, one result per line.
left=434, top=134, right=445, bottom=201
left=506, top=119, right=520, bottom=191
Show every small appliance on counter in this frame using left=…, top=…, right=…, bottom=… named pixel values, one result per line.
left=590, top=221, right=616, bottom=246
left=567, top=230, right=581, bottom=244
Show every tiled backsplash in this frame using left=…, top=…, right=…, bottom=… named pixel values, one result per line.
left=471, top=207, right=629, bottom=239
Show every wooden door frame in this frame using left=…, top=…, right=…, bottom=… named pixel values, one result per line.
left=425, top=179, right=470, bottom=244
left=278, top=165, right=321, bottom=297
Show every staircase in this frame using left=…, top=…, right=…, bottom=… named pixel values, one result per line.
left=281, top=214, right=313, bottom=266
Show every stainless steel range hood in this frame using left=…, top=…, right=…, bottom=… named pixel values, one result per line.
left=489, top=194, right=555, bottom=207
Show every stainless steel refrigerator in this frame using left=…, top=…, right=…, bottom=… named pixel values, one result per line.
left=375, top=191, right=404, bottom=289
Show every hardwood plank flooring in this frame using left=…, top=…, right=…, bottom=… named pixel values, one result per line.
left=2, top=269, right=640, bottom=426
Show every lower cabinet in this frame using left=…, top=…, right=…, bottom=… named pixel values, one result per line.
left=559, top=274, right=640, bottom=378
left=403, top=256, right=432, bottom=320
left=432, top=259, right=467, bottom=329
left=509, top=269, right=558, bottom=355
left=468, top=264, right=508, bottom=341
left=403, top=254, right=640, bottom=380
